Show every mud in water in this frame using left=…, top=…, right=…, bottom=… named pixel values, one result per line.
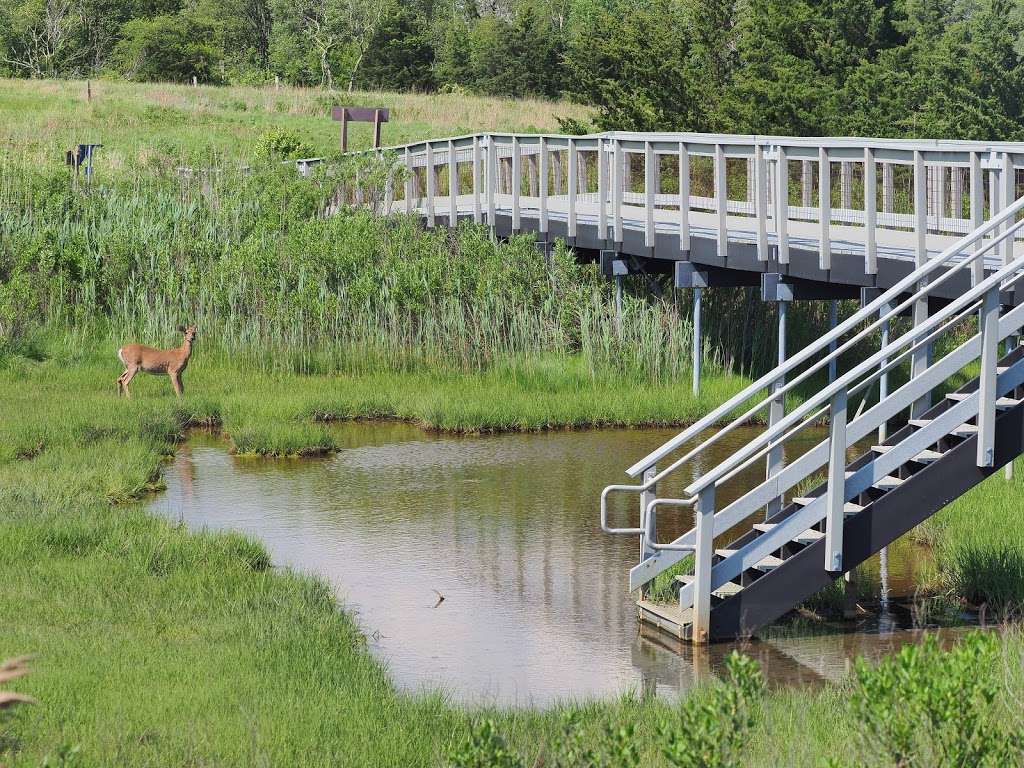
left=148, top=422, right=970, bottom=706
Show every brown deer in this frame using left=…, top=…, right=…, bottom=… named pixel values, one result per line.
left=116, top=325, right=196, bottom=397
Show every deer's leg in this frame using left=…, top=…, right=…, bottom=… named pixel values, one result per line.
left=121, top=367, right=139, bottom=397
left=116, top=369, right=129, bottom=396
left=170, top=371, right=183, bottom=397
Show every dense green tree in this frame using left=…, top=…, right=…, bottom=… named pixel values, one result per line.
left=112, top=12, right=224, bottom=82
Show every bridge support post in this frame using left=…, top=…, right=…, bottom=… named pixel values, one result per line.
left=692, top=485, right=716, bottom=644
left=692, top=288, right=703, bottom=395
left=676, top=264, right=708, bottom=394
left=762, top=275, right=792, bottom=518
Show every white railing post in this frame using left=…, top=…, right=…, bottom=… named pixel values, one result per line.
left=692, top=484, right=715, bottom=644
left=776, top=146, right=789, bottom=263
left=599, top=139, right=609, bottom=243
left=486, top=136, right=496, bottom=228
left=644, top=141, right=655, bottom=248
left=567, top=138, right=578, bottom=239
left=512, top=136, right=521, bottom=232
left=679, top=142, right=691, bottom=255
left=864, top=147, right=877, bottom=274
left=971, top=152, right=983, bottom=287
left=911, top=150, right=930, bottom=418
left=801, top=159, right=812, bottom=208
left=539, top=137, right=549, bottom=234
left=472, top=136, right=482, bottom=224
left=613, top=140, right=624, bottom=244
left=978, top=286, right=1000, bottom=467
left=824, top=388, right=848, bottom=573
left=404, top=147, right=413, bottom=215
left=878, top=301, right=891, bottom=443
left=715, top=143, right=727, bottom=259
left=425, top=142, right=435, bottom=227
left=819, top=146, right=831, bottom=270
left=447, top=139, right=457, bottom=228
left=840, top=160, right=852, bottom=210
left=640, top=465, right=658, bottom=566
left=1002, top=152, right=1015, bottom=266
left=882, top=162, right=894, bottom=214
left=755, top=143, right=768, bottom=260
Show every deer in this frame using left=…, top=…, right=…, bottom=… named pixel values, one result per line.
left=116, top=325, right=196, bottom=397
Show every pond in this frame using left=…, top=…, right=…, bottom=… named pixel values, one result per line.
left=147, top=422, right=965, bottom=707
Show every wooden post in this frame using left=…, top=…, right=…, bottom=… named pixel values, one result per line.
left=819, top=147, right=831, bottom=270
left=341, top=109, right=349, bottom=152
left=801, top=160, right=812, bottom=208
left=776, top=147, right=789, bottom=263
left=373, top=109, right=383, bottom=149
left=864, top=148, right=877, bottom=275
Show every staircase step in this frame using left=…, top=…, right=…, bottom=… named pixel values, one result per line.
left=947, top=392, right=1021, bottom=409
left=675, top=575, right=744, bottom=598
left=792, top=497, right=864, bottom=514
left=871, top=445, right=944, bottom=464
left=713, top=549, right=784, bottom=571
left=752, top=522, right=825, bottom=545
left=909, top=418, right=978, bottom=437
left=873, top=474, right=904, bottom=491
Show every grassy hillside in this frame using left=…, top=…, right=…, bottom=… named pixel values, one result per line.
left=0, top=78, right=592, bottom=169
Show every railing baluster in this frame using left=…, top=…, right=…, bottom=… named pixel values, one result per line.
left=539, top=137, right=549, bottom=234
left=472, top=136, right=482, bottom=225
left=448, top=139, right=457, bottom=228
left=613, top=140, right=624, bottom=244
left=776, top=146, right=789, bottom=263
left=599, top=139, right=609, bottom=243
left=567, top=138, right=578, bottom=239
left=970, top=152, right=984, bottom=287
left=512, top=136, right=521, bottom=232
left=911, top=150, right=929, bottom=419
left=692, top=484, right=715, bottom=643
left=404, top=147, right=413, bottom=215
left=864, top=147, right=877, bottom=275
left=1002, top=152, right=1014, bottom=266
left=644, top=141, right=655, bottom=248
left=824, top=388, right=848, bottom=573
left=425, top=142, right=435, bottom=228
left=819, top=146, right=831, bottom=270
left=715, top=143, right=727, bottom=259
left=486, top=136, right=496, bottom=227
left=679, top=142, right=690, bottom=255
left=755, top=144, right=768, bottom=261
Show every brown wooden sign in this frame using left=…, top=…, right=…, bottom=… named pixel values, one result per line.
left=332, top=106, right=389, bottom=151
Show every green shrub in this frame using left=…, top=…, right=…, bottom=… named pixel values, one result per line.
left=659, top=651, right=764, bottom=768
left=847, top=631, right=1020, bottom=766
left=448, top=719, right=524, bottom=768
left=254, top=128, right=314, bottom=161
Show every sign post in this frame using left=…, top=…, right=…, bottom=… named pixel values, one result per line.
left=331, top=106, right=389, bottom=152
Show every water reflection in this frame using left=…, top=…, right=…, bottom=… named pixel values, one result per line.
left=150, top=423, right=959, bottom=706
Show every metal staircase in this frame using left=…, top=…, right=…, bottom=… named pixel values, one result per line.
left=601, top=194, right=1024, bottom=643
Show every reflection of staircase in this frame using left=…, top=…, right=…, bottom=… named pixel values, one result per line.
left=602, top=196, right=1024, bottom=644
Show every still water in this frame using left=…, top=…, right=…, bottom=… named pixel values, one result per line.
left=148, top=422, right=962, bottom=707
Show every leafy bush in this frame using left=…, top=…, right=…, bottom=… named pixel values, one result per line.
left=846, top=632, right=1020, bottom=766
left=448, top=720, right=523, bottom=768
left=254, top=128, right=314, bottom=161
left=659, top=651, right=764, bottom=768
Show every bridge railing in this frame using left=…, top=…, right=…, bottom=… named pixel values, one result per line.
left=373, top=131, right=1024, bottom=274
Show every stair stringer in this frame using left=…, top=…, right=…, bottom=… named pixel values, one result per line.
left=705, top=397, right=1024, bottom=642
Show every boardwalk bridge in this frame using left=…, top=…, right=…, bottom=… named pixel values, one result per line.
left=354, top=131, right=1024, bottom=643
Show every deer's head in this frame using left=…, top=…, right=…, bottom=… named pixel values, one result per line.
left=178, top=325, right=197, bottom=344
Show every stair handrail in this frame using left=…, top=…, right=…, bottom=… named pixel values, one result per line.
left=620, top=192, right=1024, bottom=483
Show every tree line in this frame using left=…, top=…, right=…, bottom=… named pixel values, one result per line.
left=3, top=0, right=1024, bottom=139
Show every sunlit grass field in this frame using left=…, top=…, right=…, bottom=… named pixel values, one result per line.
left=0, top=78, right=592, bottom=170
